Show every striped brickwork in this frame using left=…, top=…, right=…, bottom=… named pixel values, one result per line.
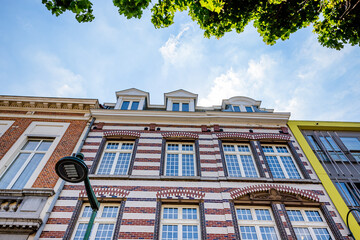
left=40, top=123, right=349, bottom=239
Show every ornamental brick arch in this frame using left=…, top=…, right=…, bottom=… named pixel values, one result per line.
left=216, top=132, right=290, bottom=141
left=156, top=188, right=205, bottom=200
left=103, top=130, right=141, bottom=138
left=79, top=187, right=130, bottom=199
left=161, top=132, right=199, bottom=139
left=230, top=184, right=319, bottom=202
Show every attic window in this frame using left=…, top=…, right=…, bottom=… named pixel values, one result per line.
left=245, top=106, right=253, bottom=112
left=172, top=102, right=189, bottom=112
left=121, top=100, right=140, bottom=110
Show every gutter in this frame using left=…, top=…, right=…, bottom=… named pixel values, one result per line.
left=34, top=117, right=96, bottom=240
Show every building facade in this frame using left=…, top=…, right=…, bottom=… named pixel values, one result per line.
left=288, top=121, right=360, bottom=240
left=0, top=95, right=98, bottom=240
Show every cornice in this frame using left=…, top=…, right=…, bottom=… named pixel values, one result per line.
left=0, top=96, right=99, bottom=112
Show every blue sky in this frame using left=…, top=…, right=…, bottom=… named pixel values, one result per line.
left=1, top=1, right=359, bottom=121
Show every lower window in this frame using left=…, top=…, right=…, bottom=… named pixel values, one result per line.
left=160, top=205, right=200, bottom=240
left=73, top=204, right=120, bottom=240
left=236, top=207, right=280, bottom=240
left=287, top=208, right=334, bottom=240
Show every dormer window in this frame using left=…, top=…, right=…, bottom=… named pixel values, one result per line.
left=172, top=102, right=189, bottom=112
left=121, top=100, right=140, bottom=110
left=245, top=106, right=253, bottom=112
left=233, top=106, right=241, bottom=112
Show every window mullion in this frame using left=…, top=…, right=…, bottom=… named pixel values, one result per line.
left=110, top=152, right=119, bottom=174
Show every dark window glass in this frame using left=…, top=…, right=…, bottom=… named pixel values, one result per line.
left=173, top=103, right=179, bottom=111
left=131, top=101, right=139, bottom=110
left=182, top=103, right=189, bottom=112
left=121, top=101, right=130, bottom=110
left=340, top=137, right=360, bottom=151
left=245, top=107, right=253, bottom=112
left=233, top=106, right=240, bottom=112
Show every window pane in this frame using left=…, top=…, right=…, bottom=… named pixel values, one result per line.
left=294, top=228, right=312, bottom=240
left=114, top=153, right=131, bottom=175
left=238, top=145, right=250, bottom=152
left=106, top=143, right=119, bottom=149
left=266, top=156, right=285, bottom=178
left=245, top=107, right=253, bottom=112
left=121, top=143, right=133, bottom=150
left=255, top=209, right=272, bottom=221
left=167, top=144, right=179, bottom=151
left=37, top=140, right=53, bottom=151
left=260, top=226, right=278, bottom=240
left=166, top=154, right=179, bottom=176
left=74, top=223, right=88, bottom=240
left=95, top=224, right=114, bottom=240
left=162, top=225, right=178, bottom=240
left=130, top=101, right=139, bottom=110
left=225, top=155, right=242, bottom=177
left=0, top=153, right=30, bottom=189
left=287, top=210, right=304, bottom=221
left=97, top=153, right=116, bottom=175
left=172, top=103, right=179, bottom=111
left=305, top=210, right=322, bottom=222
left=182, top=103, right=189, bottom=112
left=275, top=146, right=288, bottom=153
left=12, top=153, right=45, bottom=189
left=121, top=101, right=130, bottom=110
left=183, top=225, right=198, bottom=240
left=236, top=209, right=252, bottom=220
left=313, top=228, right=332, bottom=240
left=262, top=146, right=274, bottom=153
left=163, top=208, right=178, bottom=219
left=307, top=135, right=321, bottom=151
left=183, top=208, right=197, bottom=219
left=182, top=154, right=195, bottom=176
left=281, top=156, right=301, bottom=179
left=340, top=137, right=360, bottom=151
left=351, top=152, right=360, bottom=162
left=22, top=140, right=40, bottom=151
left=240, top=155, right=258, bottom=177
left=182, top=144, right=193, bottom=151
left=335, top=182, right=359, bottom=206
left=102, top=207, right=119, bottom=218
left=233, top=106, right=240, bottom=112
left=319, top=137, right=340, bottom=151
left=223, top=145, right=235, bottom=152
left=239, top=226, right=257, bottom=240
left=82, top=206, right=93, bottom=217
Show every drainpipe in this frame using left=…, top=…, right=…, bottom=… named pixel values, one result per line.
left=34, top=117, right=96, bottom=240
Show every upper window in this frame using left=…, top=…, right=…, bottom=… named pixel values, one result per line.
left=172, top=103, right=189, bottom=112
left=335, top=182, right=360, bottom=207
left=306, top=135, right=330, bottom=162
left=287, top=208, right=334, bottom=240
left=245, top=106, right=253, bottom=112
left=160, top=205, right=200, bottom=240
left=236, top=207, right=280, bottom=240
left=262, top=145, right=302, bottom=179
left=72, top=204, right=120, bottom=240
left=319, top=136, right=347, bottom=161
left=340, top=137, right=360, bottom=161
left=0, top=139, right=53, bottom=189
left=97, top=141, right=134, bottom=175
left=165, top=143, right=196, bottom=176
left=223, top=143, right=258, bottom=178
left=121, top=100, right=140, bottom=110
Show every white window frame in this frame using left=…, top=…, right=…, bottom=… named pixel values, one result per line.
left=0, top=121, right=69, bottom=189
left=235, top=206, right=280, bottom=240
left=287, top=208, right=334, bottom=240
left=115, top=96, right=145, bottom=110
left=72, top=203, right=120, bottom=240
left=262, top=144, right=303, bottom=179
left=160, top=205, right=201, bottom=240
left=172, top=102, right=191, bottom=112
left=96, top=141, right=134, bottom=175
left=165, top=142, right=196, bottom=177
left=223, top=143, right=259, bottom=178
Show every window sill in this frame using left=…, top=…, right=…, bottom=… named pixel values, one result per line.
left=271, top=178, right=321, bottom=184
left=0, top=188, right=54, bottom=197
left=226, top=177, right=271, bottom=182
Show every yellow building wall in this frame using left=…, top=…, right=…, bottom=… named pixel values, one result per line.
left=288, top=121, right=360, bottom=240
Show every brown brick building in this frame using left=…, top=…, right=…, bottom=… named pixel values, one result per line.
left=0, top=95, right=98, bottom=240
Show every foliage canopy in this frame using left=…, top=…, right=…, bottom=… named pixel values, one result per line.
left=42, top=0, right=360, bottom=50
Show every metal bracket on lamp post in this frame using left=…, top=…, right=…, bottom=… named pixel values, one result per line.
left=55, top=153, right=99, bottom=240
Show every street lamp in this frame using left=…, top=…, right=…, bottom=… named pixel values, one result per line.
left=55, top=153, right=99, bottom=240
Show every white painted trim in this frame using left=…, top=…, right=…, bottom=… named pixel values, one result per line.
left=0, top=120, right=14, bottom=137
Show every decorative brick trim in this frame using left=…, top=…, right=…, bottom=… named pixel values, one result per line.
left=287, top=141, right=311, bottom=179
left=127, top=138, right=139, bottom=175
left=112, top=201, right=125, bottom=240
left=280, top=204, right=297, bottom=239
left=153, top=201, right=162, bottom=240
left=103, top=130, right=140, bottom=138
left=89, top=137, right=106, bottom=174
left=79, top=188, right=130, bottom=199
left=257, top=141, right=273, bottom=178
left=156, top=188, right=205, bottom=200
left=63, top=200, right=83, bottom=240
left=161, top=132, right=199, bottom=139
left=229, top=202, right=241, bottom=239
left=195, top=140, right=201, bottom=177
left=250, top=141, right=265, bottom=178
left=218, top=139, right=229, bottom=177
left=216, top=132, right=290, bottom=141
left=320, top=205, right=343, bottom=240
left=271, top=203, right=288, bottom=239
left=230, top=184, right=319, bottom=202
left=199, top=202, right=207, bottom=240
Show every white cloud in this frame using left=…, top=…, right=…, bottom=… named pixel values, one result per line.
left=32, top=52, right=86, bottom=97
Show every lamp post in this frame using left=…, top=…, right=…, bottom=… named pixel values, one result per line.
left=55, top=153, right=99, bottom=240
